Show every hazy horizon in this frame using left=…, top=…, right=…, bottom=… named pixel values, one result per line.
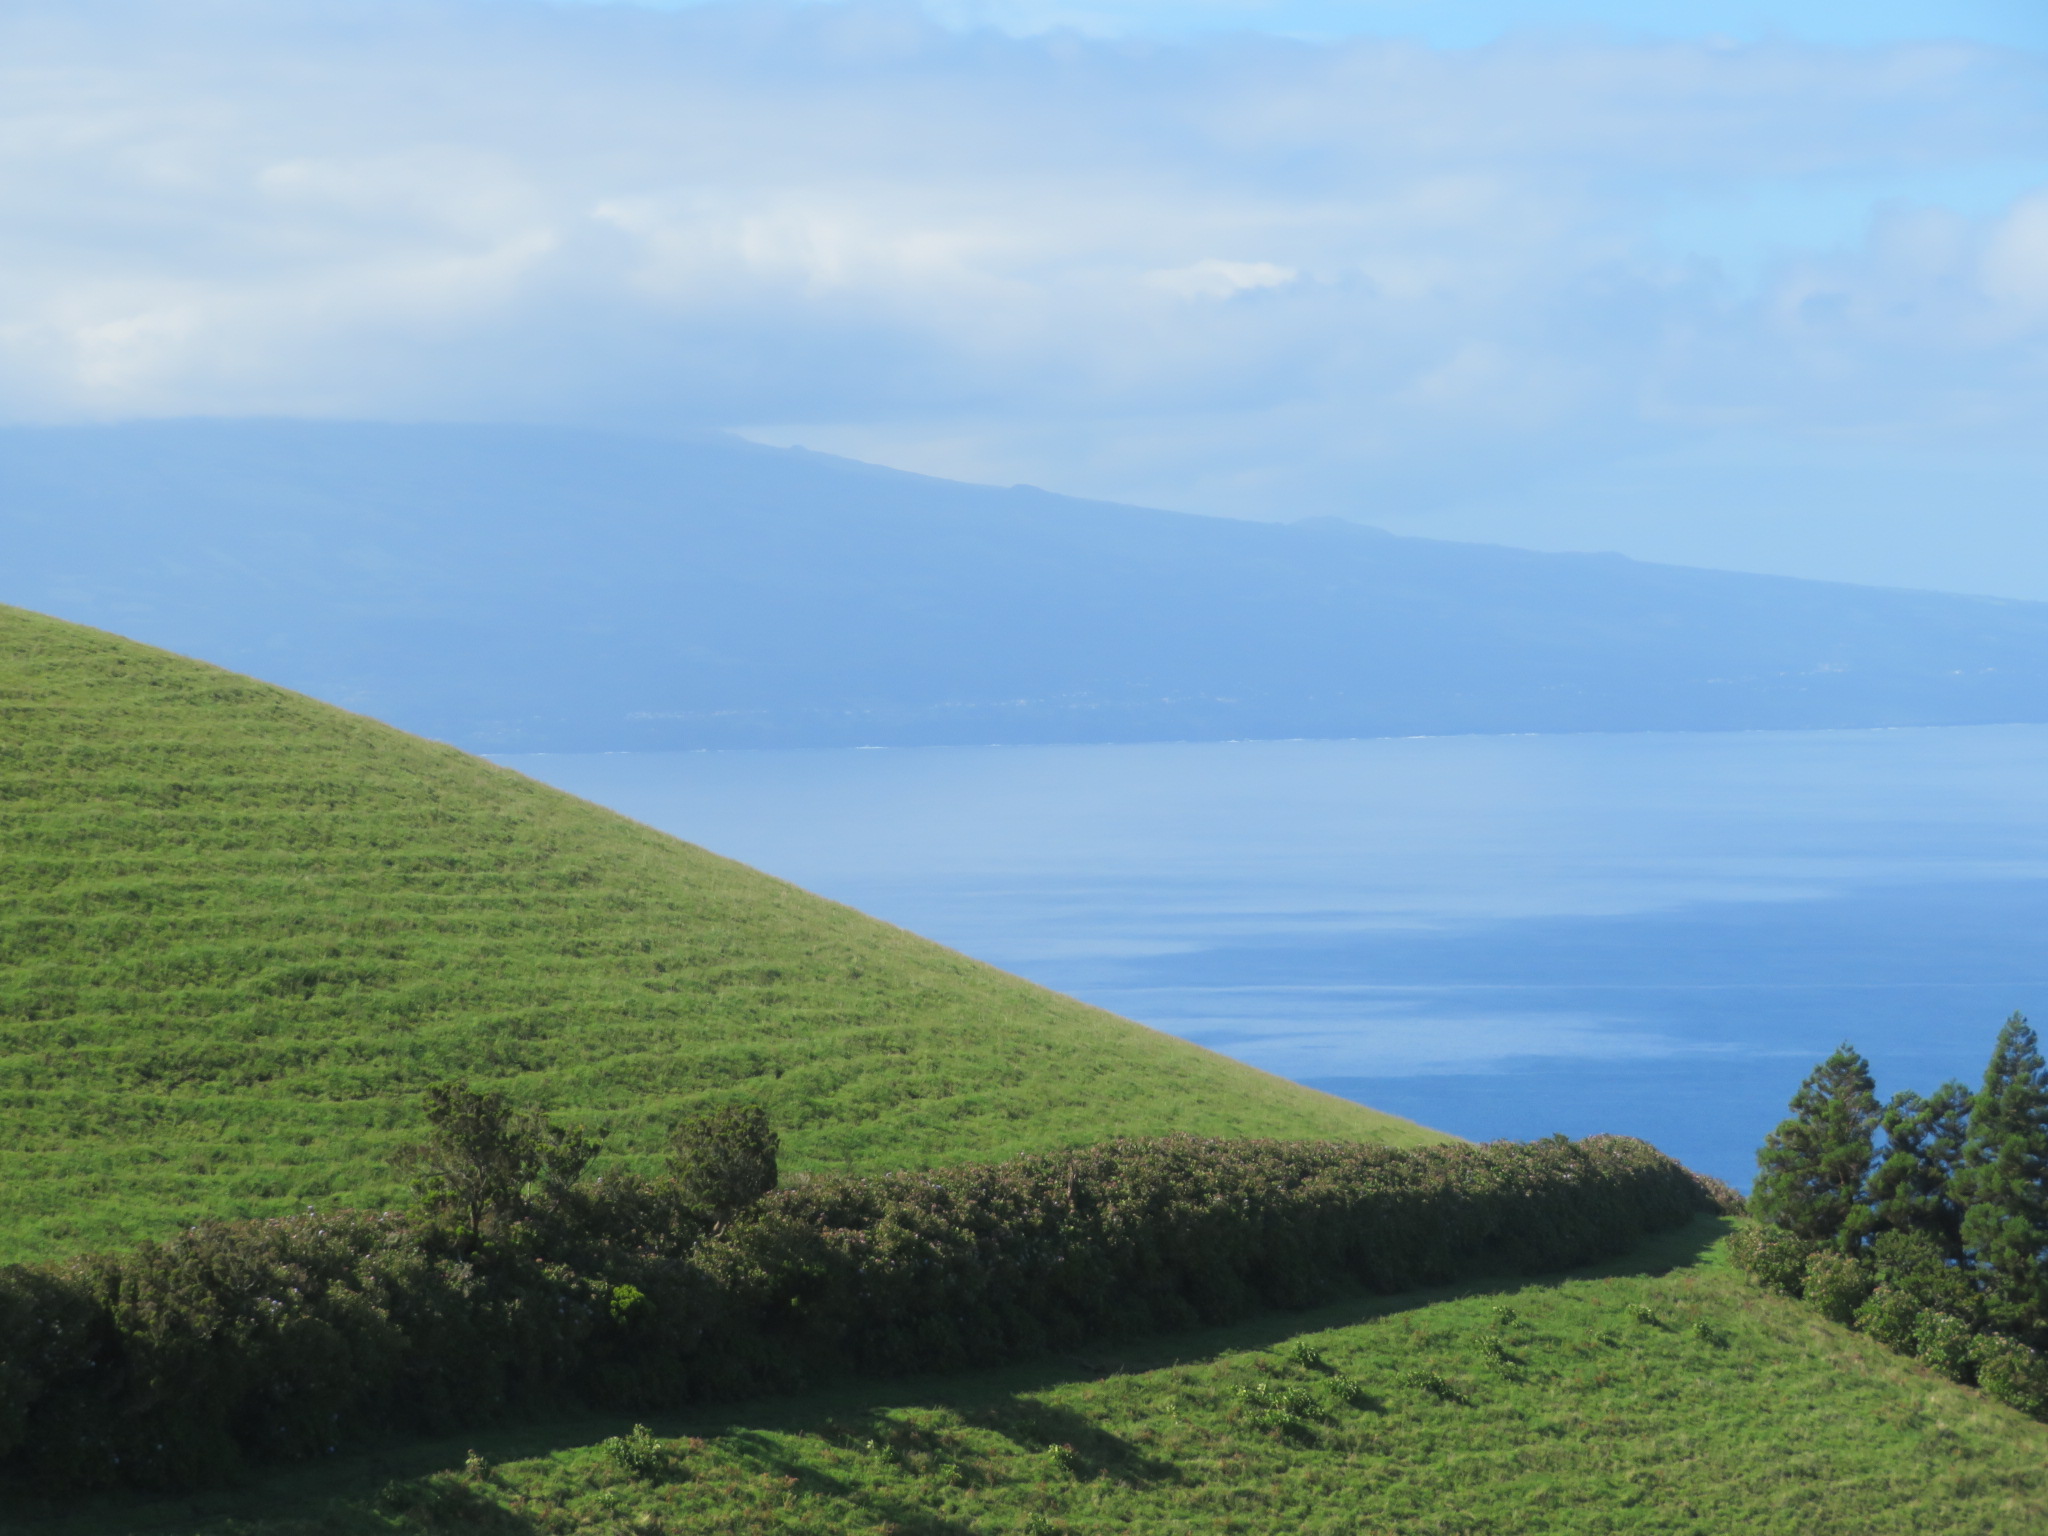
left=3, top=1, right=2044, bottom=595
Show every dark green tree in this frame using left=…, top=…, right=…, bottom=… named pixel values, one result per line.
left=1957, top=1014, right=2048, bottom=1336
left=1868, top=1081, right=1971, bottom=1259
left=668, top=1104, right=778, bottom=1227
left=399, top=1081, right=601, bottom=1245
left=1752, top=1044, right=1882, bottom=1247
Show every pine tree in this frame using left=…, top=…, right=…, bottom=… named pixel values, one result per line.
left=1957, top=1014, right=2048, bottom=1337
left=1868, top=1080, right=1971, bottom=1260
left=1752, top=1043, right=1881, bottom=1246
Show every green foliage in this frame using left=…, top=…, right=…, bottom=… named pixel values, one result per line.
left=1723, top=1222, right=1812, bottom=1297
left=1957, top=1015, right=2048, bottom=1336
left=666, top=1104, right=779, bottom=1227
left=1854, top=1284, right=1925, bottom=1355
left=598, top=1425, right=676, bottom=1482
left=1284, top=1339, right=1325, bottom=1370
left=1801, top=1248, right=1878, bottom=1327
left=1235, top=1381, right=1327, bottom=1423
left=0, top=1131, right=1708, bottom=1492
left=399, top=1081, right=601, bottom=1245
left=1976, top=1333, right=2048, bottom=1417
left=1914, top=1311, right=1978, bottom=1384
left=1396, top=1365, right=1467, bottom=1404
left=1869, top=1082, right=1972, bottom=1260
left=0, top=605, right=1440, bottom=1262
left=1752, top=1043, right=1882, bottom=1246
left=24, top=1227, right=2048, bottom=1536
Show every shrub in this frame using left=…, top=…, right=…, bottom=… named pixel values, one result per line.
left=1724, top=1224, right=1812, bottom=1298
left=600, top=1425, right=675, bottom=1482
left=1326, top=1373, right=1375, bottom=1408
left=1801, top=1250, right=1876, bottom=1327
left=0, top=1132, right=1708, bottom=1492
left=668, top=1105, right=778, bottom=1229
left=1690, top=1172, right=1748, bottom=1217
left=1854, top=1285, right=1923, bottom=1354
left=1975, top=1334, right=2048, bottom=1416
left=1237, top=1382, right=1325, bottom=1422
left=1398, top=1367, right=1467, bottom=1403
left=1914, top=1312, right=1978, bottom=1384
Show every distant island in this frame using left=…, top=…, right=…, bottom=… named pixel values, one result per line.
left=7, top=418, right=2048, bottom=752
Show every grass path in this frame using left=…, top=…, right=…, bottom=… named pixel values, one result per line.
left=15, top=1220, right=2047, bottom=1536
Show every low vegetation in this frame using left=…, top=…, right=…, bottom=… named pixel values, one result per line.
left=18, top=1219, right=2048, bottom=1536
left=0, top=1089, right=1707, bottom=1493
left=0, top=605, right=1433, bottom=1262
left=1728, top=1016, right=2048, bottom=1418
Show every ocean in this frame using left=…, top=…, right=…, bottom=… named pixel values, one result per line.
left=497, top=725, right=2048, bottom=1184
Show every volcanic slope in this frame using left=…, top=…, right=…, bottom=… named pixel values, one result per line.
left=0, top=606, right=1439, bottom=1261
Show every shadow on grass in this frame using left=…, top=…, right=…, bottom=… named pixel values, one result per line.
left=0, top=1216, right=1731, bottom=1536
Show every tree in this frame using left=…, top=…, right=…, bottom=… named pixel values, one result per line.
left=399, top=1081, right=600, bottom=1246
left=668, top=1104, right=778, bottom=1228
left=1957, top=1014, right=2048, bottom=1336
left=1868, top=1081, right=1971, bottom=1260
left=1751, top=1044, right=1881, bottom=1247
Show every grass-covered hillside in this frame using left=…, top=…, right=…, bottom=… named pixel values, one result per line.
left=0, top=605, right=1436, bottom=1262
left=22, top=1220, right=2048, bottom=1536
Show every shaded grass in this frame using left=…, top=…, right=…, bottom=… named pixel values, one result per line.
left=14, top=1220, right=2048, bottom=1536
left=0, top=606, right=1438, bottom=1262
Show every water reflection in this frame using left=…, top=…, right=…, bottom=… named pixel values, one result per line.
left=498, top=726, right=2048, bottom=1183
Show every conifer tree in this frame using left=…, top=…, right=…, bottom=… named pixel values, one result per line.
left=1957, top=1014, right=2048, bottom=1336
left=1868, top=1081, right=1971, bottom=1260
left=1752, top=1043, right=1881, bottom=1246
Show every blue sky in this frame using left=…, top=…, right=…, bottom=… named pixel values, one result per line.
left=3, top=0, right=2045, bottom=594
left=554, top=0, right=2048, bottom=48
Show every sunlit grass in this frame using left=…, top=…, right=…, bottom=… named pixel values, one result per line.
left=21, top=1221, right=2048, bottom=1536
left=0, top=605, right=1438, bottom=1262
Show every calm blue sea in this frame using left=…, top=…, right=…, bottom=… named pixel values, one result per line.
left=496, top=726, right=2048, bottom=1186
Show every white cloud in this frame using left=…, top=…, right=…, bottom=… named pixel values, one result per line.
left=0, top=0, right=2045, bottom=585
left=1144, top=259, right=1298, bottom=299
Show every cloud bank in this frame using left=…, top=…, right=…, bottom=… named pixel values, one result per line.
left=2, top=0, right=2045, bottom=587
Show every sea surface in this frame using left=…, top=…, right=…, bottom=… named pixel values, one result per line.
left=497, top=726, right=2048, bottom=1185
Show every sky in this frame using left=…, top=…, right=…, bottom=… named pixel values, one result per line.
left=2, top=0, right=2045, bottom=595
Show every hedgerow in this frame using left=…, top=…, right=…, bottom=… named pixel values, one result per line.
left=0, top=1131, right=1708, bottom=1493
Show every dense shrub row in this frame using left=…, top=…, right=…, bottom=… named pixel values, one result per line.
left=0, top=1121, right=1712, bottom=1493
left=1730, top=1013, right=2048, bottom=1418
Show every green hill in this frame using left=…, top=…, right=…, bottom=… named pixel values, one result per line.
left=0, top=604, right=1438, bottom=1262
left=21, top=1221, right=2048, bottom=1536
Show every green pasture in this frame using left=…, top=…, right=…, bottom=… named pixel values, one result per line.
left=0, top=605, right=1437, bottom=1262
left=15, top=1220, right=2048, bottom=1536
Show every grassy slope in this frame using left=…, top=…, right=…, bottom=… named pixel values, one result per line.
left=17, top=1222, right=2048, bottom=1536
left=0, top=605, right=1437, bottom=1262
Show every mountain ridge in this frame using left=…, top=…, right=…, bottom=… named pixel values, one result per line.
left=5, top=417, right=2046, bottom=752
